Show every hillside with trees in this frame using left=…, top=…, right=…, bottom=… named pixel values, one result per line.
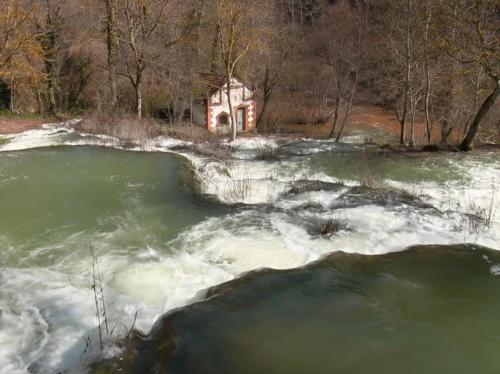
left=0, top=0, right=498, bottom=149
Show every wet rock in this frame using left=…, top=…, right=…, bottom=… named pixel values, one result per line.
left=286, top=180, right=345, bottom=195
left=335, top=185, right=433, bottom=209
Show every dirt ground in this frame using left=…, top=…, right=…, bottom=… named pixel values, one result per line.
left=0, top=117, right=44, bottom=134
left=276, top=106, right=442, bottom=144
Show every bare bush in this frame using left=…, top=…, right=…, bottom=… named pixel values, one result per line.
left=356, top=152, right=382, bottom=188
left=165, top=122, right=216, bottom=143
left=224, top=177, right=253, bottom=202
left=258, top=119, right=280, bottom=135
left=191, top=143, right=233, bottom=160
left=460, top=183, right=497, bottom=243
left=288, top=180, right=325, bottom=195
left=313, top=217, right=349, bottom=238
left=255, top=144, right=278, bottom=160
left=466, top=184, right=497, bottom=229
left=77, top=112, right=163, bottom=149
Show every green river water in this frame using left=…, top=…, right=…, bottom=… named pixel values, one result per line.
left=142, top=246, right=500, bottom=374
left=0, top=147, right=223, bottom=266
left=0, top=140, right=499, bottom=374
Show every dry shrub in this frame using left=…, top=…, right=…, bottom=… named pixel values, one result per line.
left=258, top=112, right=282, bottom=135
left=77, top=112, right=163, bottom=148
left=255, top=144, right=278, bottom=160
left=192, top=142, right=232, bottom=160
left=257, top=120, right=280, bottom=135
left=355, top=152, right=382, bottom=188
left=164, top=122, right=233, bottom=160
left=165, top=122, right=215, bottom=143
left=314, top=217, right=349, bottom=238
left=288, top=180, right=325, bottom=195
left=224, top=177, right=253, bottom=202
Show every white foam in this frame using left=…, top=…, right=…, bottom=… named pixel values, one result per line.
left=491, top=265, right=500, bottom=276
left=0, top=123, right=75, bottom=152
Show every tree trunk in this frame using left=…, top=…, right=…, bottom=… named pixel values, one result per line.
left=256, top=88, right=272, bottom=128
left=256, top=68, right=274, bottom=128
left=424, top=70, right=432, bottom=143
left=458, top=79, right=500, bottom=151
left=37, top=89, right=45, bottom=115
left=209, top=26, right=220, bottom=74
left=225, top=72, right=237, bottom=141
left=45, top=45, right=59, bottom=115
left=398, top=105, right=407, bottom=145
left=328, top=96, right=340, bottom=138
left=48, top=79, right=57, bottom=114
left=335, top=75, right=357, bottom=143
left=399, top=0, right=412, bottom=146
left=105, top=0, right=118, bottom=109
left=423, top=1, right=432, bottom=143
left=9, top=67, right=14, bottom=113
left=409, top=98, right=416, bottom=148
left=135, top=70, right=143, bottom=119
left=42, top=2, right=62, bottom=115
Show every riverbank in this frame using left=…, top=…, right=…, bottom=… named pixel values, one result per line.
left=0, top=117, right=45, bottom=134
left=2, top=105, right=498, bottom=150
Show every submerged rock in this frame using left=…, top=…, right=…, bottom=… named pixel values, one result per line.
left=335, top=185, right=433, bottom=209
left=285, top=179, right=345, bottom=195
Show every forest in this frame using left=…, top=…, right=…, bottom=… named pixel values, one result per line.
left=0, top=0, right=499, bottom=150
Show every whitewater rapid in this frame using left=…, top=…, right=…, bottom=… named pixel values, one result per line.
left=0, top=122, right=499, bottom=373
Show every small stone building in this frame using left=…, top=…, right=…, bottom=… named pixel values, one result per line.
left=190, top=74, right=256, bottom=133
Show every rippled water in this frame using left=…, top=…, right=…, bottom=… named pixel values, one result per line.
left=0, top=147, right=227, bottom=373
left=0, top=125, right=499, bottom=373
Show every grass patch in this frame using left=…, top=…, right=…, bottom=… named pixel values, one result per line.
left=0, top=136, right=9, bottom=145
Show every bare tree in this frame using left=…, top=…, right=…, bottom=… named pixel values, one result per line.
left=436, top=0, right=499, bottom=151
left=421, top=0, right=433, bottom=143
left=104, top=0, right=119, bottom=109
left=322, top=0, right=367, bottom=142
left=38, top=0, right=64, bottom=115
left=216, top=0, right=258, bottom=141
left=118, top=0, right=177, bottom=118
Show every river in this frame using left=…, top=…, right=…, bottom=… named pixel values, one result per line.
left=0, top=123, right=499, bottom=373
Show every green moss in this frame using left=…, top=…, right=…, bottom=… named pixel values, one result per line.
left=0, top=136, right=9, bottom=145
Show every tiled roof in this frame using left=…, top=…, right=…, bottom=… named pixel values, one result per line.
left=192, top=73, right=227, bottom=102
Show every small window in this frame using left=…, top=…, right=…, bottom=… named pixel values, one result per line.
left=218, top=113, right=229, bottom=126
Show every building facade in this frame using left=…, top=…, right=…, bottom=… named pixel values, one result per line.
left=192, top=77, right=256, bottom=133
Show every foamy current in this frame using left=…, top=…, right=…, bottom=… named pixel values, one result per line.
left=0, top=122, right=499, bottom=373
